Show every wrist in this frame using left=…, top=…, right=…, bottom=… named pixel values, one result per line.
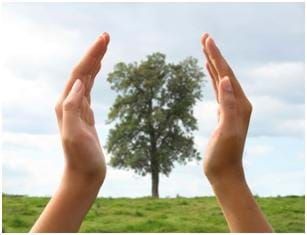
left=61, top=166, right=105, bottom=194
left=205, top=163, right=246, bottom=188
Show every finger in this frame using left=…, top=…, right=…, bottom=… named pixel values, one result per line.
left=72, top=32, right=109, bottom=77
left=206, top=62, right=219, bottom=102
left=80, top=97, right=95, bottom=126
left=201, top=33, right=219, bottom=83
left=80, top=97, right=87, bottom=123
left=200, top=32, right=209, bottom=47
left=86, top=62, right=102, bottom=104
left=62, top=32, right=110, bottom=100
left=201, top=33, right=220, bottom=102
left=62, top=79, right=85, bottom=125
left=205, top=37, right=233, bottom=78
left=205, top=37, right=247, bottom=99
left=204, top=51, right=219, bottom=83
left=218, top=76, right=237, bottom=126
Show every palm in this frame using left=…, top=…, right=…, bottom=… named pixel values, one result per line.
left=201, top=34, right=252, bottom=179
left=56, top=33, right=110, bottom=176
left=72, top=99, right=104, bottom=172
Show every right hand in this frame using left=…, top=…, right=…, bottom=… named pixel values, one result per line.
left=201, top=33, right=253, bottom=185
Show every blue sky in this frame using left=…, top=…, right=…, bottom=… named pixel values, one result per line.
left=2, top=2, right=305, bottom=197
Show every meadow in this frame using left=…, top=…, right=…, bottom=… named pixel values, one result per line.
left=2, top=194, right=305, bottom=233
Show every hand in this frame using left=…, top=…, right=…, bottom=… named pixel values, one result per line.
left=200, top=33, right=272, bottom=232
left=31, top=33, right=110, bottom=232
left=55, top=32, right=110, bottom=184
left=201, top=33, right=252, bottom=185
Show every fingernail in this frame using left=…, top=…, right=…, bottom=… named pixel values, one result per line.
left=101, top=32, right=110, bottom=44
left=222, top=77, right=233, bottom=92
left=201, top=32, right=209, bottom=44
left=98, top=32, right=106, bottom=40
left=206, top=37, right=215, bottom=56
left=72, top=79, right=82, bottom=93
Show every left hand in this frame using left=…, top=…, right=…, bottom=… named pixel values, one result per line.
left=55, top=32, right=110, bottom=184
left=31, top=33, right=111, bottom=233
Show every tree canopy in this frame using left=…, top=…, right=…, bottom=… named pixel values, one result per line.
left=106, top=52, right=204, bottom=197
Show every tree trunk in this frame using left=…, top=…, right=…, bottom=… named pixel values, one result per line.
left=151, top=167, right=159, bottom=198
left=150, top=146, right=159, bottom=198
left=148, top=98, right=159, bottom=198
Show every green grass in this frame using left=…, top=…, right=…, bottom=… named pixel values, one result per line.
left=2, top=194, right=305, bottom=232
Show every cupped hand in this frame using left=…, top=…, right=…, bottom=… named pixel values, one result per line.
left=55, top=33, right=110, bottom=184
left=201, top=33, right=252, bottom=185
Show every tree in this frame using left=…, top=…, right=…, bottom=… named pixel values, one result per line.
left=106, top=52, right=204, bottom=198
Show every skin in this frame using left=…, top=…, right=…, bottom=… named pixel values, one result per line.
left=31, top=32, right=273, bottom=233
left=30, top=32, right=110, bottom=232
left=201, top=33, right=273, bottom=232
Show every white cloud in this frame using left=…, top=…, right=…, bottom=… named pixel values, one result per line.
left=2, top=132, right=63, bottom=196
left=240, top=62, right=304, bottom=138
left=3, top=10, right=81, bottom=78
left=3, top=132, right=60, bottom=153
left=297, top=152, right=305, bottom=161
left=242, top=62, right=304, bottom=104
left=2, top=68, right=57, bottom=111
left=242, top=143, right=272, bottom=168
left=245, top=144, right=272, bottom=158
left=249, top=95, right=304, bottom=137
left=2, top=10, right=84, bottom=134
left=194, top=100, right=218, bottom=136
left=2, top=67, right=58, bottom=133
left=248, top=171, right=305, bottom=196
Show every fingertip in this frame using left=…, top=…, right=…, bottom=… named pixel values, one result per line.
left=205, top=37, right=217, bottom=57
left=206, top=36, right=217, bottom=51
left=206, top=36, right=212, bottom=47
left=201, top=32, right=209, bottom=45
left=102, top=32, right=110, bottom=45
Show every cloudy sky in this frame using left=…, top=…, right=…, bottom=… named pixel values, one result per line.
left=2, top=2, right=305, bottom=197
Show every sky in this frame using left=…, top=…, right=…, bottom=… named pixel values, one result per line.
left=2, top=2, right=305, bottom=198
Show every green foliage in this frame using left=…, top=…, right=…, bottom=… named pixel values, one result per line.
left=2, top=194, right=305, bottom=232
left=106, top=52, right=204, bottom=178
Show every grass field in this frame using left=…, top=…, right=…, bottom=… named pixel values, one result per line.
left=2, top=194, right=305, bottom=233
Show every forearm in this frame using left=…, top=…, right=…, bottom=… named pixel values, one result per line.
left=30, top=168, right=103, bottom=232
left=211, top=174, right=273, bottom=233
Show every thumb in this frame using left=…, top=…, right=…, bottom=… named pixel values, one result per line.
left=62, top=79, right=84, bottom=120
left=218, top=76, right=237, bottom=125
